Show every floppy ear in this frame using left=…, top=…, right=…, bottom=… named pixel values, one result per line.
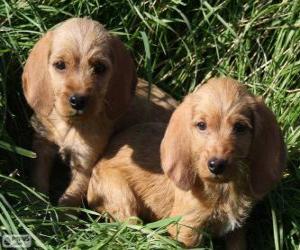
left=22, top=32, right=54, bottom=116
left=249, top=98, right=287, bottom=199
left=160, top=97, right=196, bottom=191
left=105, top=35, right=137, bottom=120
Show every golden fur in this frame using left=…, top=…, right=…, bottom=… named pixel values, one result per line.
left=22, top=17, right=177, bottom=206
left=88, top=78, right=286, bottom=248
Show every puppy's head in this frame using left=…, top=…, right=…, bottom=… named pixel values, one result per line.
left=22, top=18, right=137, bottom=122
left=161, top=77, right=286, bottom=199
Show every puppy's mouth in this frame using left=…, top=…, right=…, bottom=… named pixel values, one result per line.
left=55, top=106, right=87, bottom=120
left=206, top=174, right=230, bottom=183
left=67, top=109, right=91, bottom=121
left=70, top=109, right=85, bottom=116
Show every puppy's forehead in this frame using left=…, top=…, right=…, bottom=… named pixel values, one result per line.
left=192, top=78, right=251, bottom=117
left=51, top=18, right=110, bottom=57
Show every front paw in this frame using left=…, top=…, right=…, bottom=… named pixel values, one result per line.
left=58, top=194, right=82, bottom=207
left=168, top=224, right=201, bottom=247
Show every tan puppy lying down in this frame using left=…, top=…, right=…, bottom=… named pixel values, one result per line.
left=88, top=78, right=286, bottom=248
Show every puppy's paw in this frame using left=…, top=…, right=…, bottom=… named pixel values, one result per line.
left=58, top=194, right=82, bottom=207
left=168, top=224, right=201, bottom=247
left=57, top=195, right=83, bottom=220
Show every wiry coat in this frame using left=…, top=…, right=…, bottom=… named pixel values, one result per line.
left=23, top=17, right=177, bottom=206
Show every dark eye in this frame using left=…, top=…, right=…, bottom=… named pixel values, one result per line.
left=197, top=121, right=207, bottom=131
left=233, top=122, right=248, bottom=134
left=53, top=61, right=66, bottom=70
left=93, top=62, right=106, bottom=75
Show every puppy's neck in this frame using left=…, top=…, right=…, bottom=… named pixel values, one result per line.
left=33, top=109, right=113, bottom=168
left=191, top=176, right=253, bottom=236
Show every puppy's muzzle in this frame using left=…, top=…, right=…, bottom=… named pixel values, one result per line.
left=208, top=157, right=228, bottom=175
left=69, top=94, right=88, bottom=111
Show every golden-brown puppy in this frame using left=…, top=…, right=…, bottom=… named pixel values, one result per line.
left=88, top=78, right=286, bottom=248
left=22, top=17, right=138, bottom=206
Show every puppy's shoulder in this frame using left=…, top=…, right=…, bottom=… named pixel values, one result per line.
left=100, top=122, right=166, bottom=172
left=109, top=122, right=166, bottom=151
left=31, top=114, right=51, bottom=140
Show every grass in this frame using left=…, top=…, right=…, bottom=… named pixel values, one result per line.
left=0, top=0, right=299, bottom=249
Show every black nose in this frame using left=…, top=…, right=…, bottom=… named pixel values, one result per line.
left=69, top=95, right=88, bottom=110
left=208, top=158, right=227, bottom=175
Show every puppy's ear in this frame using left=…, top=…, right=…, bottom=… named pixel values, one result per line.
left=160, top=97, right=196, bottom=191
left=22, top=32, right=54, bottom=116
left=105, top=35, right=137, bottom=120
left=249, top=98, right=286, bottom=199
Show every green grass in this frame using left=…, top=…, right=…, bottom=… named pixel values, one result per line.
left=0, top=0, right=299, bottom=249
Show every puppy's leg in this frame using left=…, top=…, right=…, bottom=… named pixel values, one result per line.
left=31, top=134, right=57, bottom=194
left=167, top=195, right=208, bottom=247
left=87, top=168, right=139, bottom=221
left=58, top=166, right=90, bottom=207
left=168, top=215, right=203, bottom=247
left=225, top=227, right=246, bottom=250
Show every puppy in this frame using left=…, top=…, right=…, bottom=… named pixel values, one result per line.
left=88, top=78, right=286, bottom=248
left=22, top=17, right=137, bottom=206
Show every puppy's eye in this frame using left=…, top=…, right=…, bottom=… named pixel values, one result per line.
left=93, top=62, right=106, bottom=75
left=53, top=61, right=66, bottom=70
left=197, top=121, right=207, bottom=131
left=233, top=122, right=248, bottom=134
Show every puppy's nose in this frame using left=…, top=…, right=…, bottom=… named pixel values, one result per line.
left=208, top=158, right=227, bottom=175
left=69, top=95, right=88, bottom=110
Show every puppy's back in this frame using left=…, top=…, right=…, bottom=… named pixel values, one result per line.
left=89, top=122, right=174, bottom=220
left=104, top=122, right=166, bottom=165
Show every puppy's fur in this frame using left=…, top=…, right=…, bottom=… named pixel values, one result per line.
left=22, top=18, right=138, bottom=206
left=88, top=78, right=286, bottom=248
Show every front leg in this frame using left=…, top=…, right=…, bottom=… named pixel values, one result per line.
left=58, top=166, right=91, bottom=207
left=167, top=192, right=209, bottom=247
left=168, top=222, right=201, bottom=247
left=225, top=227, right=246, bottom=250
left=31, top=134, right=57, bottom=194
left=87, top=167, right=139, bottom=222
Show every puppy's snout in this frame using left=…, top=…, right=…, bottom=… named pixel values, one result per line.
left=69, top=94, right=88, bottom=110
left=208, top=158, right=227, bottom=175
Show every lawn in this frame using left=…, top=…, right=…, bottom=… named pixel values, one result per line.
left=0, top=0, right=299, bottom=249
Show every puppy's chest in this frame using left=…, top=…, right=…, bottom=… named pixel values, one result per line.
left=58, top=129, right=97, bottom=167
left=206, top=186, right=253, bottom=236
left=59, top=126, right=110, bottom=168
left=34, top=115, right=109, bottom=168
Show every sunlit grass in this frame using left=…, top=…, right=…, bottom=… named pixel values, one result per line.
left=0, top=0, right=299, bottom=249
